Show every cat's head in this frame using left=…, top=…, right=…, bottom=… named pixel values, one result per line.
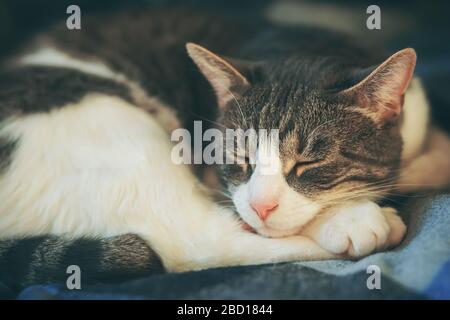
left=187, top=43, right=416, bottom=237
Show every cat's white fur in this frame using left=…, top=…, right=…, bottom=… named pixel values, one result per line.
left=303, top=204, right=406, bottom=257
left=400, top=78, right=430, bottom=161
left=19, top=47, right=127, bottom=81
left=18, top=46, right=181, bottom=133
left=397, top=79, right=450, bottom=192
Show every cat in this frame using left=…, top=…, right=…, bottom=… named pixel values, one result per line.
left=0, top=8, right=449, bottom=290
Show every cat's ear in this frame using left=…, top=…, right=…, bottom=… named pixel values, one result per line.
left=341, top=48, right=416, bottom=123
left=186, top=42, right=250, bottom=108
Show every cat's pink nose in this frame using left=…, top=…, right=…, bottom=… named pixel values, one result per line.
left=250, top=202, right=279, bottom=221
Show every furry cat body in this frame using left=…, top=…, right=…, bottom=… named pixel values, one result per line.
left=0, top=8, right=449, bottom=289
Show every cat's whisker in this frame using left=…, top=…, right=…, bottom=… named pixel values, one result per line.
left=188, top=110, right=231, bottom=130
left=219, top=206, right=237, bottom=210
left=206, top=187, right=233, bottom=199
left=227, top=89, right=248, bottom=128
left=216, top=200, right=234, bottom=204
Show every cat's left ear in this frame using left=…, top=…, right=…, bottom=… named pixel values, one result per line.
left=341, top=48, right=416, bottom=123
left=187, top=42, right=250, bottom=108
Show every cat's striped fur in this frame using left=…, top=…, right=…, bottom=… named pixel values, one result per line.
left=0, top=234, right=164, bottom=292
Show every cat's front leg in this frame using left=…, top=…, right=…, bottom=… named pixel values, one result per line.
left=158, top=225, right=341, bottom=272
left=302, top=201, right=406, bottom=258
left=167, top=232, right=341, bottom=272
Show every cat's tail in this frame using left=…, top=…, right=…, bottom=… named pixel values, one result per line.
left=0, top=234, right=165, bottom=293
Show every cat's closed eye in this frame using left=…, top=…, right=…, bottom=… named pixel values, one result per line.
left=293, top=159, right=322, bottom=177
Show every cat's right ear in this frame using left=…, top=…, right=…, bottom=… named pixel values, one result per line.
left=186, top=43, right=250, bottom=109
left=340, top=48, right=416, bottom=124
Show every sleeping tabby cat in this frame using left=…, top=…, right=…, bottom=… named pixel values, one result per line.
left=0, top=8, right=449, bottom=290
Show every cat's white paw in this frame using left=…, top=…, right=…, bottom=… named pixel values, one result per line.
left=304, top=202, right=406, bottom=258
left=381, top=207, right=407, bottom=248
